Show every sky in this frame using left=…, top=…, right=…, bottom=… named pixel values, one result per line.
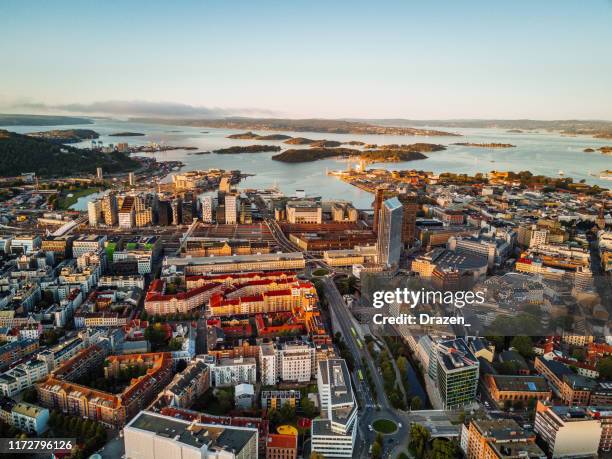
left=1, top=0, right=612, bottom=120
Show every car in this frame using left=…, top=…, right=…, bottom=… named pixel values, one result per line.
left=368, top=425, right=373, bottom=431
left=398, top=422, right=402, bottom=428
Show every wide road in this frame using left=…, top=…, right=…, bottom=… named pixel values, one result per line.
left=321, top=276, right=411, bottom=458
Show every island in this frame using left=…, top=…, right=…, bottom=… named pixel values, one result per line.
left=109, top=132, right=145, bottom=137
left=452, top=142, right=515, bottom=148
left=310, top=140, right=342, bottom=148
left=213, top=145, right=281, bottom=154
left=255, top=134, right=292, bottom=140
left=344, top=140, right=366, bottom=146
left=583, top=148, right=595, bottom=153
left=26, top=129, right=100, bottom=143
left=284, top=137, right=315, bottom=145
left=187, top=151, right=211, bottom=155
left=271, top=143, right=441, bottom=163
left=227, top=131, right=260, bottom=139
left=0, top=129, right=138, bottom=177
left=272, top=147, right=360, bottom=162
left=507, top=129, right=523, bottom=133
left=598, top=146, right=612, bottom=154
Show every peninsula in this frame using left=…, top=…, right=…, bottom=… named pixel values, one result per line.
left=26, top=129, right=99, bottom=143
left=0, top=129, right=138, bottom=177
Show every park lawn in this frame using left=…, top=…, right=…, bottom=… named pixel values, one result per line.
left=56, top=187, right=99, bottom=209
left=372, top=418, right=397, bottom=434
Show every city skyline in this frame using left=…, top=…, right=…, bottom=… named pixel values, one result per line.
left=2, top=0, right=612, bottom=119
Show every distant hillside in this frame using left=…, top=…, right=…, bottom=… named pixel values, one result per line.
left=364, top=118, right=612, bottom=138
left=0, top=130, right=138, bottom=177
left=134, top=117, right=460, bottom=137
left=0, top=114, right=93, bottom=126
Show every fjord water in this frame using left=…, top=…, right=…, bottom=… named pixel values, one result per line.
left=6, top=119, right=611, bottom=209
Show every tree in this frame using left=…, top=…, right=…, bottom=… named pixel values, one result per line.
left=371, top=441, right=382, bottom=459
left=571, top=348, right=586, bottom=361
left=410, top=396, right=422, bottom=410
left=597, top=356, right=612, bottom=380
left=510, top=336, right=534, bottom=359
left=397, top=356, right=408, bottom=375
left=22, top=386, right=38, bottom=403
left=409, top=423, right=430, bottom=459
left=430, top=438, right=458, bottom=459
left=168, top=337, right=183, bottom=351
left=485, top=335, right=504, bottom=351
left=301, top=397, right=318, bottom=418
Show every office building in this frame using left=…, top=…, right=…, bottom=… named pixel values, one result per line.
left=72, top=234, right=106, bottom=258
left=434, top=338, right=479, bottom=409
left=465, top=419, right=546, bottom=459
left=163, top=252, right=306, bottom=275
left=119, top=196, right=136, bottom=229
left=277, top=341, right=316, bottom=383
left=398, top=191, right=418, bottom=247
left=285, top=201, right=322, bottom=224
left=377, top=196, right=403, bottom=267
left=534, top=401, right=602, bottom=458
left=485, top=375, right=551, bottom=405
left=102, top=192, right=118, bottom=226
left=311, top=359, right=358, bottom=458
left=225, top=193, right=238, bottom=224
left=372, top=188, right=384, bottom=234
left=88, top=199, right=103, bottom=226
left=201, top=195, right=214, bottom=223
left=210, top=357, right=257, bottom=387
left=124, top=411, right=258, bottom=459
left=157, top=200, right=172, bottom=226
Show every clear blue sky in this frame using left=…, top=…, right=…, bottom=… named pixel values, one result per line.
left=1, top=0, right=611, bottom=119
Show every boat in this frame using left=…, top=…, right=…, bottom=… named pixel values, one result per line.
left=600, top=170, right=612, bottom=180
left=558, top=170, right=565, bottom=175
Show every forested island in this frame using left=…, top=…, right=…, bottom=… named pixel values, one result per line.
left=310, top=140, right=342, bottom=148
left=213, top=145, right=281, bottom=154
left=584, top=146, right=612, bottom=154
left=227, top=132, right=293, bottom=141
left=272, top=145, right=433, bottom=163
left=26, top=129, right=100, bottom=143
left=284, top=137, right=315, bottom=145
left=137, top=117, right=461, bottom=136
left=0, top=114, right=92, bottom=126
left=452, top=142, right=515, bottom=148
left=109, top=132, right=145, bottom=136
left=0, top=130, right=139, bottom=177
